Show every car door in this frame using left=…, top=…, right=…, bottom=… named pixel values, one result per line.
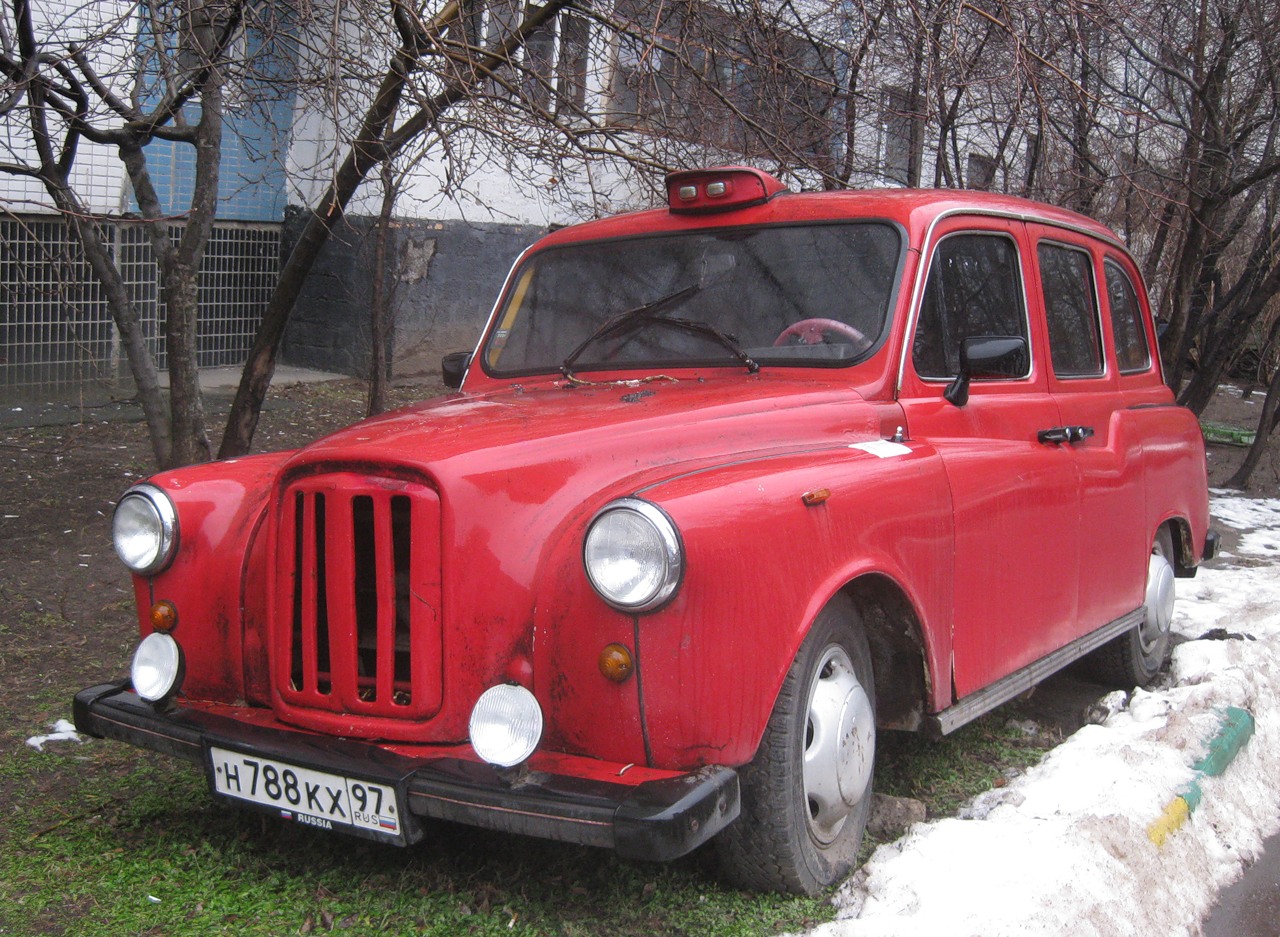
left=898, top=217, right=1080, bottom=698
left=1030, top=230, right=1146, bottom=631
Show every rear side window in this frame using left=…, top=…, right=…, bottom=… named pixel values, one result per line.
left=913, top=233, right=1028, bottom=379
left=1105, top=261, right=1152, bottom=373
left=1039, top=243, right=1103, bottom=378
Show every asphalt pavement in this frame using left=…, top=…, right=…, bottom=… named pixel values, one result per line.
left=1203, top=829, right=1280, bottom=936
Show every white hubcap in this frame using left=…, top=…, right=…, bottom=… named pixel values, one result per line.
left=1141, top=549, right=1176, bottom=654
left=802, top=645, right=875, bottom=844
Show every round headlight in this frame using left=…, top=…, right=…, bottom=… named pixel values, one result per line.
left=469, top=684, right=543, bottom=767
left=131, top=632, right=183, bottom=702
left=112, top=484, right=178, bottom=575
left=583, top=498, right=683, bottom=612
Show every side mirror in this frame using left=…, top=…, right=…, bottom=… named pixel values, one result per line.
left=441, top=351, right=472, bottom=389
left=944, top=336, right=1028, bottom=407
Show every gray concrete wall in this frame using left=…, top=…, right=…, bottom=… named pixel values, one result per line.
left=280, top=209, right=544, bottom=378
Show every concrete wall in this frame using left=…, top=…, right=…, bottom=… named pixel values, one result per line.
left=279, top=210, right=544, bottom=378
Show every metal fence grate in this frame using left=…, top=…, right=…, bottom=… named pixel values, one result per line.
left=1, top=214, right=279, bottom=401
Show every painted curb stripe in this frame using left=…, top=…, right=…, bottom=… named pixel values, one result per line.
left=1193, top=706, right=1255, bottom=777
left=1149, top=796, right=1191, bottom=848
left=1147, top=706, right=1255, bottom=847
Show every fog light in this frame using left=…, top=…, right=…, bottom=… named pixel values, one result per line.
left=469, top=684, right=543, bottom=768
left=131, top=632, right=183, bottom=702
left=599, top=643, right=634, bottom=682
left=150, top=600, right=178, bottom=633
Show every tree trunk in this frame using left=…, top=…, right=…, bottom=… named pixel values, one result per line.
left=1225, top=354, right=1280, bottom=489
left=161, top=267, right=212, bottom=466
left=367, top=161, right=397, bottom=418
left=67, top=209, right=173, bottom=466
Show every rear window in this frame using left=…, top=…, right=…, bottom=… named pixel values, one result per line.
left=1105, top=261, right=1152, bottom=374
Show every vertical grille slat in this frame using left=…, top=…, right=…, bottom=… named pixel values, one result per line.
left=391, top=494, right=414, bottom=701
left=374, top=495, right=398, bottom=706
left=274, top=473, right=443, bottom=729
left=289, top=491, right=335, bottom=697
left=313, top=494, right=332, bottom=693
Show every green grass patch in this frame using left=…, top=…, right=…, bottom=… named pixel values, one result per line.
left=1, top=748, right=830, bottom=937
left=876, top=715, right=1057, bottom=817
left=2, top=702, right=1061, bottom=936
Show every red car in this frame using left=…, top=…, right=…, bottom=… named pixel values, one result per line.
left=76, top=167, right=1215, bottom=895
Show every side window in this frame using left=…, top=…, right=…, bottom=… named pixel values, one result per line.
left=913, top=233, right=1028, bottom=379
left=1105, top=261, right=1152, bottom=373
left=1039, top=243, right=1103, bottom=378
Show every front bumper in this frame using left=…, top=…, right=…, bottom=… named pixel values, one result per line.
left=73, top=682, right=739, bottom=861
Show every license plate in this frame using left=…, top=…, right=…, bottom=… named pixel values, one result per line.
left=207, top=746, right=407, bottom=844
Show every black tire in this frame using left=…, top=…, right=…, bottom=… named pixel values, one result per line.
left=1088, top=526, right=1177, bottom=687
left=716, top=596, right=875, bottom=895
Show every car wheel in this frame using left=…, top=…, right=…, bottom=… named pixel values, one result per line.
left=1088, top=526, right=1176, bottom=687
left=716, top=597, right=875, bottom=895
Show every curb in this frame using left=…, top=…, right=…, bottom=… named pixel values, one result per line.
left=1148, top=706, right=1256, bottom=847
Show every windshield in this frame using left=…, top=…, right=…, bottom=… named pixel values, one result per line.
left=482, top=222, right=903, bottom=377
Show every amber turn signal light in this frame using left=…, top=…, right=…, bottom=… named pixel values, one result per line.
left=150, top=599, right=178, bottom=633
left=599, top=643, right=635, bottom=682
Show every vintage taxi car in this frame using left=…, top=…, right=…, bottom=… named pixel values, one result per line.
left=75, top=167, right=1215, bottom=895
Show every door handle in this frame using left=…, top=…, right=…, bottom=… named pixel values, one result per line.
left=1038, top=425, right=1095, bottom=445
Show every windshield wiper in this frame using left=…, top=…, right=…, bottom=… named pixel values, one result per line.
left=559, top=284, right=759, bottom=380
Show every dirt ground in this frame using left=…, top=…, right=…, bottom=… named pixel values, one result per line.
left=0, top=379, right=443, bottom=773
left=1, top=376, right=1275, bottom=816
left=1201, top=383, right=1280, bottom=493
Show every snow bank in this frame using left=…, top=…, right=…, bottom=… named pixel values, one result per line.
left=808, top=496, right=1280, bottom=937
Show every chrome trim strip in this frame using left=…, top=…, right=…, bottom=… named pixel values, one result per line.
left=929, top=607, right=1144, bottom=736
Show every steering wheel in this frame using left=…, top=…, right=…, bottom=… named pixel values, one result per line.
left=773, top=318, right=868, bottom=348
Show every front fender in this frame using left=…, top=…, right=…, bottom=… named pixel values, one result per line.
left=535, top=442, right=953, bottom=772
left=127, top=451, right=295, bottom=702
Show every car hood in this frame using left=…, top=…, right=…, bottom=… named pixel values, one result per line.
left=280, top=374, right=887, bottom=500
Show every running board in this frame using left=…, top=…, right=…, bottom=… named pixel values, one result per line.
left=927, top=607, right=1144, bottom=737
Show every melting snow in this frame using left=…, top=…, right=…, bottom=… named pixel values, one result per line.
left=26, top=718, right=83, bottom=752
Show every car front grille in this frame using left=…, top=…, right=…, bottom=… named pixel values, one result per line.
left=272, top=472, right=443, bottom=727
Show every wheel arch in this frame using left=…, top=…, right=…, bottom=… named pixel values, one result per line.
left=836, top=573, right=931, bottom=732
left=1163, top=514, right=1197, bottom=576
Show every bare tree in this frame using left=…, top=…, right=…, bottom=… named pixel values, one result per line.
left=5, top=0, right=1279, bottom=481
left=1, top=0, right=578, bottom=464
left=0, top=0, right=255, bottom=466
left=218, top=0, right=576, bottom=457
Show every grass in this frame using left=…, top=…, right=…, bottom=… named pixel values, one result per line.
left=1, top=750, right=828, bottom=937
left=875, top=717, right=1056, bottom=817
left=0, top=710, right=1059, bottom=937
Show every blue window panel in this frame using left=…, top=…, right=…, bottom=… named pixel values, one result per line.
left=131, top=9, right=298, bottom=223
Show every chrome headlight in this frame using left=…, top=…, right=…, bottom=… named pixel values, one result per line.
left=469, top=684, right=543, bottom=767
left=583, top=498, right=683, bottom=612
left=131, top=632, right=184, bottom=702
left=112, top=483, right=178, bottom=575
